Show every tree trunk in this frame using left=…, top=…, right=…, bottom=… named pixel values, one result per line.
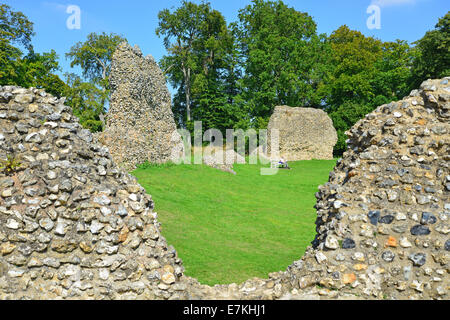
left=186, top=67, right=191, bottom=122
left=181, top=61, right=192, bottom=122
left=95, top=56, right=108, bottom=112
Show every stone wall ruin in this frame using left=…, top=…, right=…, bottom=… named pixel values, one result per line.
left=97, top=43, right=183, bottom=171
left=267, top=106, right=338, bottom=161
left=0, top=87, right=187, bottom=299
left=0, top=77, right=449, bottom=300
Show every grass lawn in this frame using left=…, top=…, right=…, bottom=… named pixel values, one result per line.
left=132, top=159, right=336, bottom=285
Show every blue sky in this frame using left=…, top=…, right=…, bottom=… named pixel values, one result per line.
left=4, top=0, right=449, bottom=81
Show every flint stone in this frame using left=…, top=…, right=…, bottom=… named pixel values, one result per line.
left=342, top=238, right=356, bottom=249
left=421, top=212, right=437, bottom=225
left=410, top=225, right=431, bottom=236
left=409, top=253, right=426, bottom=267
left=368, top=211, right=381, bottom=225
left=96, top=42, right=184, bottom=171
left=14, top=94, right=34, bottom=104
left=266, top=106, right=337, bottom=161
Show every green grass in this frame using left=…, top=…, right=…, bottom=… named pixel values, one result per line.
left=132, top=159, right=336, bottom=286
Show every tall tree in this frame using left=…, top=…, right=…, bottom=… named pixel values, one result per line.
left=0, top=3, right=33, bottom=85
left=0, top=4, right=34, bottom=51
left=66, top=32, right=126, bottom=106
left=157, top=1, right=208, bottom=123
left=412, top=11, right=450, bottom=87
left=326, top=26, right=383, bottom=108
left=372, top=40, right=415, bottom=104
left=325, top=26, right=414, bottom=155
left=0, top=4, right=66, bottom=98
left=233, top=0, right=329, bottom=126
left=157, top=0, right=239, bottom=132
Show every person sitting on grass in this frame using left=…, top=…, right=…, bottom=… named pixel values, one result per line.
left=278, top=158, right=290, bottom=169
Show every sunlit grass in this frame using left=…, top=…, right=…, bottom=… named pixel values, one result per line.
left=132, top=159, right=336, bottom=285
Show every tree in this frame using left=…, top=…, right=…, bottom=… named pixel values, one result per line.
left=326, top=26, right=383, bottom=108
left=65, top=32, right=126, bottom=132
left=0, top=4, right=34, bottom=51
left=0, top=4, right=67, bottom=97
left=18, top=50, right=67, bottom=97
left=157, top=0, right=240, bottom=132
left=157, top=1, right=208, bottom=123
left=372, top=40, right=414, bottom=102
left=63, top=73, right=106, bottom=133
left=0, top=37, right=22, bottom=85
left=412, top=11, right=450, bottom=87
left=66, top=32, right=126, bottom=105
left=233, top=0, right=329, bottom=124
left=325, top=26, right=415, bottom=155
left=0, top=4, right=33, bottom=85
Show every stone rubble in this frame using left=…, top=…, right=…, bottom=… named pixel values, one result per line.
left=201, top=147, right=246, bottom=175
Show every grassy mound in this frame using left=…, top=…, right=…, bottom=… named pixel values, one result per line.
left=132, top=159, right=336, bottom=285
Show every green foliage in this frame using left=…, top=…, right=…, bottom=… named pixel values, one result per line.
left=65, top=32, right=126, bottom=132
left=326, top=26, right=384, bottom=107
left=372, top=40, right=415, bottom=100
left=132, top=159, right=337, bottom=285
left=0, top=154, right=22, bottom=175
left=0, top=4, right=66, bottom=96
left=66, top=32, right=126, bottom=85
left=0, top=4, right=67, bottom=97
left=0, top=4, right=34, bottom=51
left=233, top=0, right=330, bottom=122
left=157, top=2, right=447, bottom=156
left=325, top=26, right=415, bottom=155
left=412, top=11, right=450, bottom=87
left=17, top=50, right=67, bottom=97
left=0, top=37, right=22, bottom=84
left=82, top=119, right=103, bottom=133
left=157, top=1, right=241, bottom=133
left=63, top=73, right=106, bottom=133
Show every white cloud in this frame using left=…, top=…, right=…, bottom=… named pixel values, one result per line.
left=42, top=2, right=68, bottom=13
left=370, top=0, right=418, bottom=7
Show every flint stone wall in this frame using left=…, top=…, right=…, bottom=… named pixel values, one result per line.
left=97, top=43, right=183, bottom=171
left=0, top=77, right=449, bottom=300
left=0, top=87, right=187, bottom=299
left=267, top=106, right=337, bottom=161
left=189, top=78, right=450, bottom=300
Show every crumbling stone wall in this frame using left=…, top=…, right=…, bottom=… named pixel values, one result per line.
left=186, top=78, right=450, bottom=300
left=0, top=87, right=187, bottom=299
left=1, top=78, right=448, bottom=300
left=267, top=106, right=337, bottom=161
left=97, top=43, right=183, bottom=171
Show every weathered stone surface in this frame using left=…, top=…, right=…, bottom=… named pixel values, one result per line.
left=276, top=78, right=450, bottom=300
left=97, top=43, right=183, bottom=171
left=201, top=147, right=245, bottom=174
left=1, top=77, right=449, bottom=301
left=0, top=86, right=186, bottom=300
left=266, top=106, right=337, bottom=161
